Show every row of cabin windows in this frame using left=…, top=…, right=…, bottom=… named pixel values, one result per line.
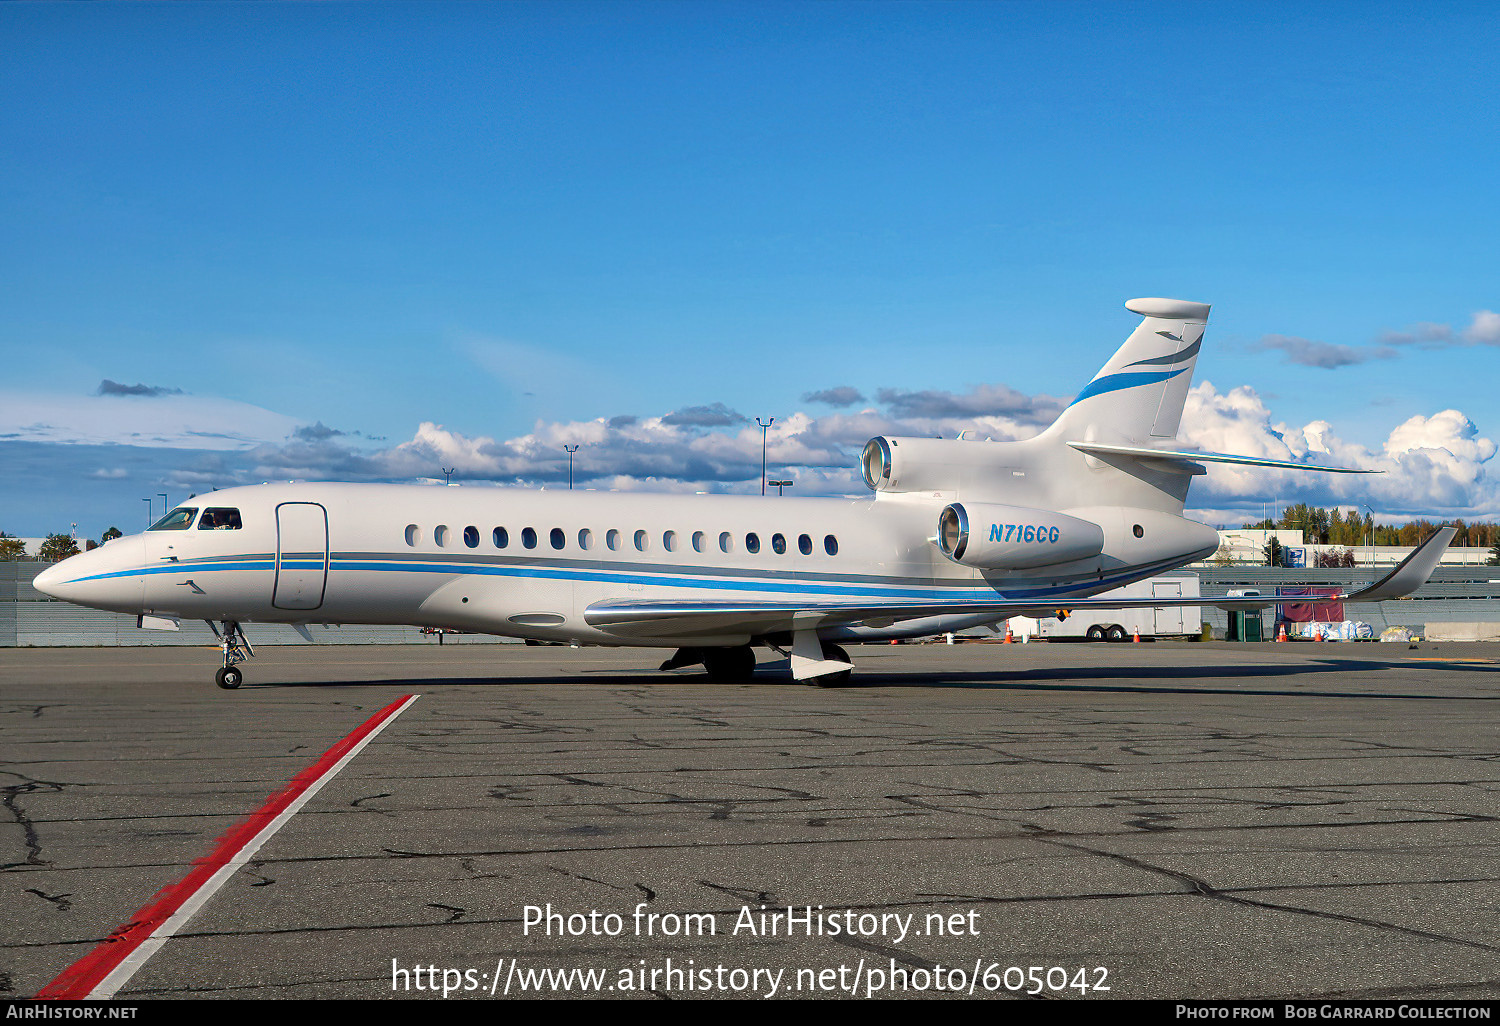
left=404, top=524, right=838, bottom=557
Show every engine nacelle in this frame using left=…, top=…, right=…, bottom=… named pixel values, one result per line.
left=861, top=435, right=998, bottom=494
left=936, top=502, right=1105, bottom=570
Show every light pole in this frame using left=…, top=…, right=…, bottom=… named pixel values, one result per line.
left=755, top=417, right=774, bottom=496
left=159, top=492, right=168, bottom=517
left=1363, top=504, right=1376, bottom=571
left=142, top=497, right=153, bottom=528
left=564, top=445, right=580, bottom=490
left=769, top=479, right=793, bottom=497
left=441, top=467, right=455, bottom=486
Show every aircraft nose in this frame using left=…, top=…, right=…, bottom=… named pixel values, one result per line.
left=32, top=536, right=145, bottom=612
left=31, top=561, right=66, bottom=598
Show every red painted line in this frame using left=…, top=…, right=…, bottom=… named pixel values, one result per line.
left=36, top=693, right=418, bottom=1000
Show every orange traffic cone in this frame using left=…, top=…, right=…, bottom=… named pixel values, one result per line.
left=1313, top=624, right=1323, bottom=642
left=1003, top=623, right=1014, bottom=644
left=890, top=639, right=899, bottom=645
left=1276, top=623, right=1287, bottom=643
left=1132, top=626, right=1141, bottom=643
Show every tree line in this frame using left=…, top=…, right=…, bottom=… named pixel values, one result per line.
left=0, top=527, right=123, bottom=562
left=1241, top=503, right=1500, bottom=550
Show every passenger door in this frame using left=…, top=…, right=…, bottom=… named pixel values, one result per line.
left=273, top=503, right=328, bottom=611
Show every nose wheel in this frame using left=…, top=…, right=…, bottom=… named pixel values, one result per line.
left=208, top=620, right=254, bottom=689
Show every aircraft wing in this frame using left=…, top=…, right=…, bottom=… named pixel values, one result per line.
left=583, top=528, right=1455, bottom=640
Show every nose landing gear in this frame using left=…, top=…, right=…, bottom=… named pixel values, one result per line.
left=208, top=620, right=254, bottom=689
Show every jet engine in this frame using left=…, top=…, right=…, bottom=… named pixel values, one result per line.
left=936, top=502, right=1105, bottom=571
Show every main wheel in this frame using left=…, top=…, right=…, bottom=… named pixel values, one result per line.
left=814, top=642, right=855, bottom=687
left=215, top=666, right=243, bottom=690
left=1105, top=624, right=1128, bottom=643
left=703, top=646, right=756, bottom=682
left=1085, top=625, right=1106, bottom=642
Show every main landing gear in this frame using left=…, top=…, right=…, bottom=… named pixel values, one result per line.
left=659, top=646, right=758, bottom=682
left=810, top=643, right=854, bottom=687
left=208, top=620, right=254, bottom=689
left=658, top=637, right=856, bottom=686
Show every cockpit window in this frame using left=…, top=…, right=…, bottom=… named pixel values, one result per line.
left=149, top=507, right=198, bottom=531
left=198, top=507, right=243, bottom=531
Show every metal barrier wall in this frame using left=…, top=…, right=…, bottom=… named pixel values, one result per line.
left=0, top=562, right=515, bottom=647
left=4, top=561, right=1498, bottom=647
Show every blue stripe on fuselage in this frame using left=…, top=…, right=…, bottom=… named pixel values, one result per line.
left=63, top=552, right=1191, bottom=604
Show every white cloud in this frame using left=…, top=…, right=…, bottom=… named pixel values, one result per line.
left=1180, top=383, right=1497, bottom=518
left=1463, top=310, right=1500, bottom=345
left=0, top=390, right=301, bottom=450
left=5, top=377, right=1495, bottom=527
left=1381, top=309, right=1500, bottom=349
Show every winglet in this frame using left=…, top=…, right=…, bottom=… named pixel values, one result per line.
left=1345, top=527, right=1456, bottom=603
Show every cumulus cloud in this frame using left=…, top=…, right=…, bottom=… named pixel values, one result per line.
left=1180, top=382, right=1497, bottom=518
left=96, top=380, right=184, bottom=397
left=802, top=386, right=866, bottom=407
left=660, top=403, right=749, bottom=428
left=292, top=421, right=346, bottom=441
left=1252, top=334, right=1396, bottom=369
left=874, top=384, right=1067, bottom=426
left=1381, top=310, right=1500, bottom=349
left=1464, top=310, right=1500, bottom=345
left=5, top=370, right=1495, bottom=537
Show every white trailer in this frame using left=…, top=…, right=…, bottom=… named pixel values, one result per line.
left=1007, top=573, right=1201, bottom=641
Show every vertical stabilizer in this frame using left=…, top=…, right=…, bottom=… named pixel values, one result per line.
left=1042, top=297, right=1209, bottom=445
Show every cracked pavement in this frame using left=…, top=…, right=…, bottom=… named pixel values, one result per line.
left=1, top=641, right=1498, bottom=999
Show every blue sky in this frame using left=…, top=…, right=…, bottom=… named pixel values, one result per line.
left=3, top=1, right=1497, bottom=538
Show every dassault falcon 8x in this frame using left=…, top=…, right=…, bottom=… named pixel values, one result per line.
left=33, top=297, right=1453, bottom=689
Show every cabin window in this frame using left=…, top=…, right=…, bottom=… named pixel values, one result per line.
left=198, top=508, right=242, bottom=531
left=522, top=527, right=537, bottom=549
left=405, top=524, right=421, bottom=547
left=692, top=531, right=705, bottom=553
left=435, top=525, right=450, bottom=547
left=634, top=529, right=649, bottom=552
left=149, top=507, right=197, bottom=532
left=463, top=526, right=480, bottom=548
left=719, top=531, right=733, bottom=553
left=550, top=528, right=565, bottom=550
left=606, top=529, right=621, bottom=551
left=579, top=529, right=593, bottom=550
left=771, top=533, right=787, bottom=555
left=824, top=534, right=838, bottom=556
left=663, top=530, right=677, bottom=552
left=745, top=532, right=760, bottom=554
left=798, top=533, right=812, bottom=555
left=493, top=527, right=508, bottom=548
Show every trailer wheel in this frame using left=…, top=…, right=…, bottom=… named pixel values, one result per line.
left=1105, top=624, right=1129, bottom=643
left=1085, top=625, right=1106, bottom=642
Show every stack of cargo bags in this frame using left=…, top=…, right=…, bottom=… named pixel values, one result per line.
left=1291, top=620, right=1375, bottom=641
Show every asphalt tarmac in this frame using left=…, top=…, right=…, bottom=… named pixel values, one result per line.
left=2, top=640, right=1498, bottom=1000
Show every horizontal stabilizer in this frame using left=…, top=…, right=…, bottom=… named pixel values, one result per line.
left=1068, top=441, right=1379, bottom=474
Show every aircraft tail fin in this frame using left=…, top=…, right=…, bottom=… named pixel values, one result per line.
left=1042, top=297, right=1209, bottom=446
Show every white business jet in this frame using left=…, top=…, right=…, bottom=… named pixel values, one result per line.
left=33, top=297, right=1453, bottom=689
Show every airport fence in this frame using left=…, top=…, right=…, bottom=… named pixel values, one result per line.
left=3, top=562, right=1498, bottom=647
left=0, top=562, right=517, bottom=647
